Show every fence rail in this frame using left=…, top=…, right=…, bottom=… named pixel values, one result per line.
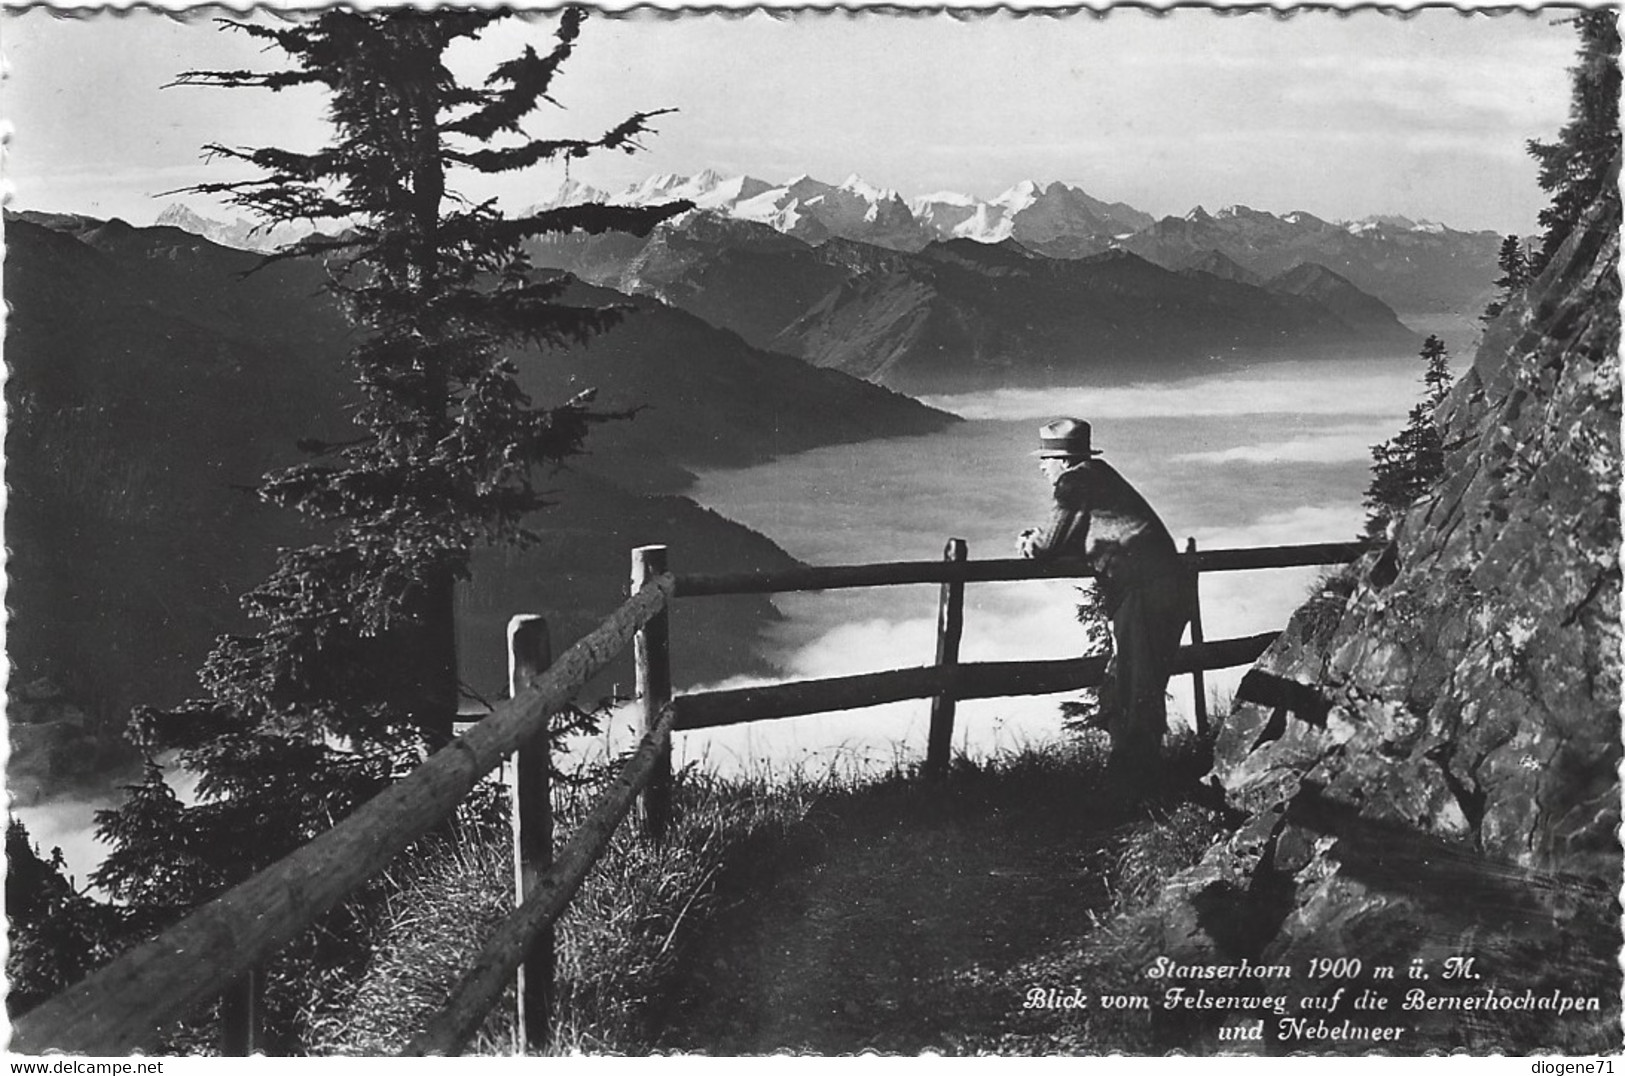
left=674, top=632, right=1280, bottom=731
left=673, top=541, right=1372, bottom=597
left=9, top=573, right=675, bottom=1057
left=407, top=702, right=679, bottom=1056
left=13, top=537, right=1374, bottom=1057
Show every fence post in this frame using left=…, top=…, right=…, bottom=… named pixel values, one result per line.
left=1185, top=537, right=1209, bottom=741
left=219, top=967, right=263, bottom=1055
left=925, top=538, right=968, bottom=781
left=633, top=546, right=673, bottom=840
left=507, top=615, right=554, bottom=1053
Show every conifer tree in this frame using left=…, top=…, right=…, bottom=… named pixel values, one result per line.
left=1481, top=234, right=1531, bottom=322
left=1527, top=11, right=1621, bottom=275
left=93, top=8, right=687, bottom=922
left=1363, top=335, right=1452, bottom=538
left=1419, top=333, right=1452, bottom=410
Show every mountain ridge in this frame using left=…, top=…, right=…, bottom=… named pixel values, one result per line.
left=3, top=212, right=954, bottom=799
left=527, top=209, right=1421, bottom=394
left=135, top=170, right=1506, bottom=317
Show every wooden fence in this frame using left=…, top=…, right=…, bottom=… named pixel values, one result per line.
left=10, top=538, right=1373, bottom=1057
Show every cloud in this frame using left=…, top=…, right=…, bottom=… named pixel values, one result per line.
left=923, top=359, right=1421, bottom=422
left=1174, top=422, right=1397, bottom=465
left=1198, top=503, right=1366, bottom=548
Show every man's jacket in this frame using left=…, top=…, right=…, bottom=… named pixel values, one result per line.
left=1019, top=458, right=1181, bottom=587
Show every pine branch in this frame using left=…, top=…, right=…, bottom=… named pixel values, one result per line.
left=444, top=8, right=586, bottom=139
left=168, top=67, right=323, bottom=92
left=444, top=108, right=678, bottom=173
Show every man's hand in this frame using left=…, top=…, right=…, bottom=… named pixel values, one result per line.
left=1017, top=528, right=1041, bottom=558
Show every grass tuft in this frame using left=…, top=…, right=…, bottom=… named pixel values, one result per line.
left=300, top=758, right=838, bottom=1055
left=298, top=730, right=1235, bottom=1056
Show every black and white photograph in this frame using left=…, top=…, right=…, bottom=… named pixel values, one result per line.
left=3, top=1, right=1620, bottom=1057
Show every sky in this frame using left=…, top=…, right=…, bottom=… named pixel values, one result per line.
left=1, top=6, right=1583, bottom=234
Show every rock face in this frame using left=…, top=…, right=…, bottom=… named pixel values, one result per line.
left=1121, top=177, right=1621, bottom=1053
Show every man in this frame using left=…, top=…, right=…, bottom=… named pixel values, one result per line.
left=1018, top=418, right=1191, bottom=783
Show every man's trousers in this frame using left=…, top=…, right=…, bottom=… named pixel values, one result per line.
left=1101, top=567, right=1192, bottom=777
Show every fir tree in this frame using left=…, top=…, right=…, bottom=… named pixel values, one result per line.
left=6, top=820, right=135, bottom=1019
left=1363, top=335, right=1452, bottom=538
left=1527, top=11, right=1621, bottom=276
left=1420, top=333, right=1452, bottom=410
left=93, top=9, right=687, bottom=941
left=1481, top=233, right=1531, bottom=323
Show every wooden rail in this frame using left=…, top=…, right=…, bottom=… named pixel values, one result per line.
left=14, top=536, right=1374, bottom=1057
left=406, top=702, right=678, bottom=1055
left=673, top=541, right=1373, bottom=597
left=674, top=633, right=1278, bottom=730
left=9, top=573, right=675, bottom=1057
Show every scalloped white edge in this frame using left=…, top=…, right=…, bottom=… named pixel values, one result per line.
left=2, top=1, right=1617, bottom=17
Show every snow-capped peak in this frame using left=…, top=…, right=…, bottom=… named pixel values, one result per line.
left=838, top=173, right=897, bottom=202
left=994, top=180, right=1045, bottom=213
left=1342, top=213, right=1446, bottom=235
left=912, top=190, right=977, bottom=208
left=624, top=173, right=688, bottom=200
left=548, top=177, right=614, bottom=207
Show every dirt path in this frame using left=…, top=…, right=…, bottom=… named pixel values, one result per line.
left=655, top=779, right=1127, bottom=1054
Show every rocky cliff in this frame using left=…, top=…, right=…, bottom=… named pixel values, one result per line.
left=1106, top=171, right=1621, bottom=1053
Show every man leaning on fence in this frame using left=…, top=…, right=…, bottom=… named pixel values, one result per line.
left=1018, top=418, right=1192, bottom=789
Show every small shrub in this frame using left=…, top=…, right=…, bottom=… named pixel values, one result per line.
left=1103, top=801, right=1229, bottom=916
left=1297, top=563, right=1360, bottom=651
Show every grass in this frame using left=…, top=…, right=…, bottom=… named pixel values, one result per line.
left=298, top=758, right=843, bottom=1054
left=288, top=724, right=1240, bottom=1056
left=1296, top=562, right=1362, bottom=651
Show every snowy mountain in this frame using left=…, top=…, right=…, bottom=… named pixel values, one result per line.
left=538, top=171, right=1160, bottom=259
left=1343, top=214, right=1449, bottom=236
left=152, top=204, right=312, bottom=253
left=908, top=189, right=982, bottom=237
left=527, top=208, right=1419, bottom=395
left=618, top=169, right=774, bottom=211
left=543, top=178, right=615, bottom=207
left=910, top=180, right=1154, bottom=257
left=1121, top=203, right=1503, bottom=316
left=161, top=162, right=1491, bottom=319
left=731, top=174, right=932, bottom=251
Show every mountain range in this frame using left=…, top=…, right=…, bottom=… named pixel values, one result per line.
left=153, top=203, right=314, bottom=254
left=1119, top=204, right=1505, bottom=319
left=542, top=170, right=1155, bottom=258
left=4, top=211, right=954, bottom=794
left=522, top=170, right=1501, bottom=317
left=154, top=169, right=1503, bottom=319
left=526, top=209, right=1420, bottom=394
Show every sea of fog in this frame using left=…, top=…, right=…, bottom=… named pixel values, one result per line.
left=599, top=355, right=1426, bottom=779
left=16, top=355, right=1425, bottom=886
